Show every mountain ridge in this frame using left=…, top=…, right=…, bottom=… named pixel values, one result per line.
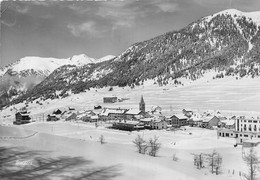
left=3, top=8, right=260, bottom=107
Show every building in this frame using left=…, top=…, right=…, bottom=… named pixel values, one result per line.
left=234, top=117, right=260, bottom=144
left=140, top=118, right=153, bottom=129
left=124, top=109, right=144, bottom=120
left=47, top=114, right=60, bottom=121
left=112, top=120, right=144, bottom=131
left=201, top=116, right=220, bottom=128
left=99, top=108, right=128, bottom=121
left=103, top=96, right=117, bottom=103
left=53, top=109, right=62, bottom=115
left=139, top=95, right=145, bottom=113
left=220, top=120, right=235, bottom=129
left=151, top=106, right=162, bottom=115
left=151, top=119, right=168, bottom=129
left=218, top=116, right=260, bottom=145
left=65, top=112, right=77, bottom=121
left=169, top=114, right=188, bottom=128
left=14, top=111, right=31, bottom=125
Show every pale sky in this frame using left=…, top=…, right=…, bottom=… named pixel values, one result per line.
left=1, top=0, right=260, bottom=67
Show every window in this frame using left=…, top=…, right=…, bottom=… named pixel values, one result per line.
left=244, top=134, right=248, bottom=137
left=248, top=120, right=252, bottom=123
left=244, top=120, right=247, bottom=122
left=253, top=121, right=257, bottom=123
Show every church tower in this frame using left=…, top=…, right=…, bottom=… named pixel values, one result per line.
left=139, top=95, right=145, bottom=113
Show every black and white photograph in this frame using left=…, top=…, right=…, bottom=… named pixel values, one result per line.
left=1, top=0, right=260, bottom=179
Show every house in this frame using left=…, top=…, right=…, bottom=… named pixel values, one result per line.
left=182, top=109, right=193, bottom=118
left=53, top=109, right=62, bottom=115
left=68, top=107, right=75, bottom=111
left=112, top=120, right=144, bottom=131
left=201, top=116, right=220, bottom=128
left=140, top=118, right=153, bottom=129
left=94, top=105, right=102, bottom=109
left=14, top=111, right=31, bottom=125
left=99, top=108, right=127, bottom=121
left=65, top=112, right=77, bottom=121
left=103, top=96, right=117, bottom=103
left=47, top=114, right=60, bottom=121
left=151, top=106, right=162, bottom=114
left=220, top=120, right=235, bottom=129
left=170, top=114, right=188, bottom=128
left=150, top=119, right=168, bottom=129
left=189, top=113, right=202, bottom=127
left=124, top=109, right=144, bottom=120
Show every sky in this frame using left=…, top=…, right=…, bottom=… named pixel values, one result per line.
left=1, top=0, right=260, bottom=68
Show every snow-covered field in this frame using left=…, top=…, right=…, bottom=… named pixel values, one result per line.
left=1, top=75, right=260, bottom=121
left=1, top=122, right=255, bottom=180
left=1, top=75, right=260, bottom=179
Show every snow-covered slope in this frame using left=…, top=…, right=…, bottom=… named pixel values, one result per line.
left=0, top=53, right=114, bottom=107
left=204, top=9, right=260, bottom=27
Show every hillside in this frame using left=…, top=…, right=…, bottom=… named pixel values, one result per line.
left=6, top=9, right=260, bottom=106
left=0, top=54, right=115, bottom=107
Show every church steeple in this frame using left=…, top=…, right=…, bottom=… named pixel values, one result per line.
left=139, top=95, right=145, bottom=113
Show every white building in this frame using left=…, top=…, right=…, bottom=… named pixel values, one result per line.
left=234, top=117, right=260, bottom=144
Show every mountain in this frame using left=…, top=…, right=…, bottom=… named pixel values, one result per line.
left=0, top=54, right=114, bottom=107
left=7, top=9, right=260, bottom=106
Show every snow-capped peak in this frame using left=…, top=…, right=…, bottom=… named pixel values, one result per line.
left=69, top=54, right=96, bottom=64
left=0, top=53, right=114, bottom=77
left=204, top=9, right=260, bottom=27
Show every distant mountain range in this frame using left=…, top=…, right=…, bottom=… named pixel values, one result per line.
left=0, top=54, right=115, bottom=107
left=2, top=9, right=260, bottom=108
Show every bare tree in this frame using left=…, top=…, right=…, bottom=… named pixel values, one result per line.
left=133, top=135, right=147, bottom=154
left=243, top=148, right=260, bottom=180
left=192, top=153, right=205, bottom=169
left=148, top=136, right=161, bottom=157
left=99, top=135, right=105, bottom=144
left=206, top=150, right=222, bottom=175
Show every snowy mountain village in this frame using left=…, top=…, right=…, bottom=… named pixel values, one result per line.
left=13, top=95, right=260, bottom=147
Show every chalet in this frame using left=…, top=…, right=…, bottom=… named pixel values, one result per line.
left=151, top=119, right=168, bottom=129
left=151, top=106, right=162, bottom=115
left=124, top=109, right=144, bottom=120
left=182, top=109, right=193, bottom=118
left=170, top=114, right=188, bottom=128
left=68, top=107, right=75, bottom=111
left=112, top=120, right=144, bottom=131
left=14, top=111, right=31, bottom=125
left=220, top=120, right=235, bottom=129
left=65, top=112, right=77, bottom=121
left=103, top=96, right=117, bottom=103
left=99, top=108, right=127, bottom=121
left=189, top=113, right=202, bottom=127
left=140, top=118, right=153, bottom=128
left=201, top=116, right=220, bottom=128
left=53, top=109, right=62, bottom=115
left=94, top=105, right=102, bottom=109
left=47, top=114, right=59, bottom=121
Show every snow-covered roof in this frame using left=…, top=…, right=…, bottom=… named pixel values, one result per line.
left=100, top=108, right=127, bottom=116
left=125, top=109, right=141, bottom=115
left=171, top=114, right=187, bottom=119
left=221, top=120, right=235, bottom=126
left=202, top=117, right=214, bottom=122
left=140, top=118, right=153, bottom=122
